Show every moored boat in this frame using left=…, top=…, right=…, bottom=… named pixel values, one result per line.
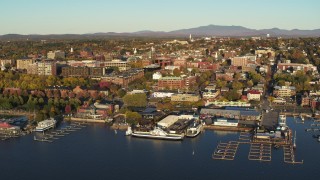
left=35, top=118, right=56, bottom=132
left=131, top=127, right=184, bottom=140
left=186, top=122, right=202, bottom=137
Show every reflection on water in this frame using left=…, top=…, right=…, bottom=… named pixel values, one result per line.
left=1, top=119, right=320, bottom=180
left=213, top=130, right=238, bottom=136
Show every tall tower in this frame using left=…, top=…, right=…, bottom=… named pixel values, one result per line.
left=70, top=47, right=74, bottom=53
left=189, top=34, right=192, bottom=41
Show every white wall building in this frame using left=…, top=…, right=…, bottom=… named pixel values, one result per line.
left=152, top=72, right=162, bottom=80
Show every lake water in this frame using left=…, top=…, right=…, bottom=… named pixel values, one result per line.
left=1, top=117, right=319, bottom=180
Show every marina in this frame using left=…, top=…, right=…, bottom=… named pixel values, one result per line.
left=248, top=143, right=272, bottom=162
left=33, top=122, right=87, bottom=143
left=212, top=141, right=239, bottom=160
left=0, top=117, right=319, bottom=180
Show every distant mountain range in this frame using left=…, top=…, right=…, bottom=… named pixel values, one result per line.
left=1, top=25, right=320, bottom=40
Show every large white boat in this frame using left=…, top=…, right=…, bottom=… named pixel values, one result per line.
left=186, top=122, right=202, bottom=137
left=131, top=127, right=184, bottom=140
left=213, top=118, right=238, bottom=127
left=35, top=118, right=56, bottom=132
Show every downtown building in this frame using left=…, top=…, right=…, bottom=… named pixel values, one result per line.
left=61, top=66, right=105, bottom=78
left=100, top=68, right=144, bottom=88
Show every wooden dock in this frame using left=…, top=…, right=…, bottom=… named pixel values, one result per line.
left=33, top=122, right=87, bottom=143
left=248, top=143, right=272, bottom=162
left=238, top=132, right=252, bottom=144
left=212, top=141, right=239, bottom=160
left=204, top=125, right=253, bottom=132
left=283, top=145, right=303, bottom=164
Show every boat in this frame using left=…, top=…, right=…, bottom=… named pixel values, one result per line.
left=125, top=126, right=132, bottom=136
left=186, top=122, right=202, bottom=137
left=131, top=127, right=184, bottom=140
left=213, top=118, right=238, bottom=127
left=35, top=118, right=56, bottom=132
left=300, top=115, right=305, bottom=121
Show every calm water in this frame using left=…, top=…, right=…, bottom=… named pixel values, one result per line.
left=1, top=118, right=319, bottom=180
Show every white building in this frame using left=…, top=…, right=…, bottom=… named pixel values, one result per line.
left=247, top=90, right=261, bottom=101
left=157, top=115, right=194, bottom=128
left=152, top=72, right=162, bottom=80
left=151, top=92, right=174, bottom=98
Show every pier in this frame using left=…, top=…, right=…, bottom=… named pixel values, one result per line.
left=33, top=122, right=87, bottom=143
left=248, top=143, right=272, bottom=162
left=283, top=145, right=304, bottom=164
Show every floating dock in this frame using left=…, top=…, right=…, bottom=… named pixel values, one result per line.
left=212, top=141, right=239, bottom=160
left=283, top=145, right=303, bottom=164
left=248, top=143, right=272, bottom=162
left=33, top=122, right=87, bottom=143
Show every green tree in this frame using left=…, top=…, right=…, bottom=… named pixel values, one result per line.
left=173, top=68, right=181, bottom=76
left=125, top=111, right=142, bottom=125
left=123, top=93, right=147, bottom=107
left=224, top=90, right=240, bottom=101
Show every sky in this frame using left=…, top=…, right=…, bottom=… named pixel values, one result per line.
left=0, top=0, right=319, bottom=35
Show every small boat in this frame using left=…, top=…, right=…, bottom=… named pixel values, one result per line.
left=125, top=127, right=132, bottom=136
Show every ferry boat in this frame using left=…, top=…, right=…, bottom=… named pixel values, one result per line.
left=213, top=118, right=238, bottom=127
left=131, top=127, right=184, bottom=140
left=35, top=118, right=56, bottom=132
left=186, top=122, right=202, bottom=137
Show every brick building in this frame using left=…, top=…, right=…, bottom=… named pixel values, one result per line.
left=61, top=66, right=105, bottom=77
left=100, top=68, right=144, bottom=88
left=158, top=77, right=185, bottom=90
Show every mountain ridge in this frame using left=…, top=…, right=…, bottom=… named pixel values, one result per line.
left=1, top=25, right=320, bottom=40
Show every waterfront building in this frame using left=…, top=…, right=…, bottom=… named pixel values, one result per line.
left=200, top=107, right=260, bottom=121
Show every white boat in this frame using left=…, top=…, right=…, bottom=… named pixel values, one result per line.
left=213, top=118, right=238, bottom=127
left=300, top=115, right=305, bottom=121
left=35, top=118, right=56, bottom=132
left=125, top=126, right=132, bottom=136
left=186, top=122, right=202, bottom=137
left=131, top=127, right=184, bottom=140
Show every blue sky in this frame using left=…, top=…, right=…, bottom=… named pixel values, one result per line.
left=0, top=0, right=319, bottom=34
